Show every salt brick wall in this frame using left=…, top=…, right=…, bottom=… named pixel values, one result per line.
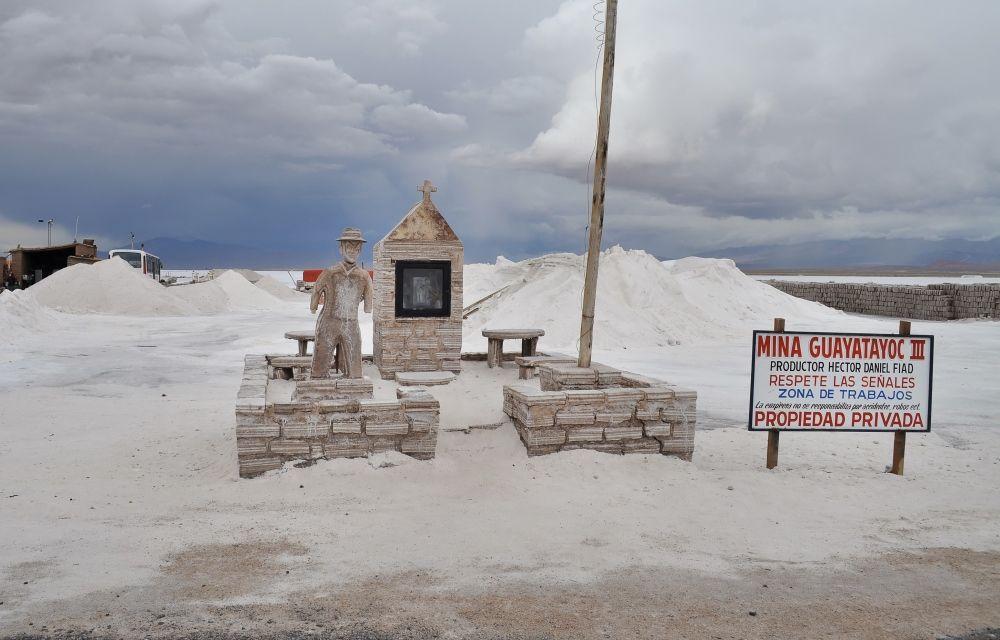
left=503, top=370, right=696, bottom=460
left=767, top=281, right=1000, bottom=320
left=372, top=240, right=463, bottom=379
left=235, top=355, right=440, bottom=478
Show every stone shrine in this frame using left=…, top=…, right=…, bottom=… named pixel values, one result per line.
left=373, top=180, right=463, bottom=380
left=235, top=224, right=444, bottom=478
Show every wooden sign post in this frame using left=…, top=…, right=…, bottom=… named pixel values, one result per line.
left=767, top=317, right=785, bottom=469
left=890, top=320, right=911, bottom=475
left=749, top=318, right=933, bottom=473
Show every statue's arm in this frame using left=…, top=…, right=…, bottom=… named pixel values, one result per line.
left=310, top=274, right=326, bottom=313
left=363, top=272, right=373, bottom=314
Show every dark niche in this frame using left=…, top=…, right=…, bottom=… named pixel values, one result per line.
left=395, top=260, right=451, bottom=318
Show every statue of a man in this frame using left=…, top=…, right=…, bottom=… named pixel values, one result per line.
left=310, top=228, right=372, bottom=379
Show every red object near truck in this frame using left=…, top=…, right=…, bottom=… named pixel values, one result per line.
left=296, top=267, right=374, bottom=291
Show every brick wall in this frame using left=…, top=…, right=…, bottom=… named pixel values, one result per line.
left=768, top=281, right=1000, bottom=320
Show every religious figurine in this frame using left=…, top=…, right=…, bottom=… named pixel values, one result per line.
left=310, top=228, right=372, bottom=379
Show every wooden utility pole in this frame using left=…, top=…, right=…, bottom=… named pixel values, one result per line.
left=578, top=0, right=618, bottom=368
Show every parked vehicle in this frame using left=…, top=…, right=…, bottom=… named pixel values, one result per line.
left=109, top=249, right=164, bottom=282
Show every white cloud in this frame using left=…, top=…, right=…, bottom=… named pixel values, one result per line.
left=508, top=0, right=1000, bottom=234
left=0, top=1, right=464, bottom=167
left=370, top=103, right=466, bottom=137
left=447, top=75, right=563, bottom=115
left=343, top=0, right=445, bottom=56
left=0, top=214, right=114, bottom=251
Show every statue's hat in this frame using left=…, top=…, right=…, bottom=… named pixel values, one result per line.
left=338, top=228, right=366, bottom=243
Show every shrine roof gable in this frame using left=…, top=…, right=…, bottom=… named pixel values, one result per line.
left=382, top=202, right=461, bottom=244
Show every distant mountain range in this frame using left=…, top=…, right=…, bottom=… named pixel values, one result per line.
left=700, top=237, right=1000, bottom=273
left=120, top=235, right=1000, bottom=273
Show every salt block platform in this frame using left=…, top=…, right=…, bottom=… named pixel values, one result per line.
left=514, top=353, right=575, bottom=379
left=396, top=371, right=456, bottom=386
left=503, top=362, right=696, bottom=460
left=234, top=355, right=440, bottom=478
left=293, top=375, right=374, bottom=401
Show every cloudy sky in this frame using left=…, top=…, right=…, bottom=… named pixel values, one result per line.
left=1, top=0, right=998, bottom=265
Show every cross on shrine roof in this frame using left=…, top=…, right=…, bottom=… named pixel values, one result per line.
left=418, top=180, right=437, bottom=203
left=379, top=179, right=459, bottom=243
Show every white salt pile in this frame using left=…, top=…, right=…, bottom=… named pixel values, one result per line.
left=463, top=247, right=836, bottom=350
left=21, top=257, right=301, bottom=317
left=253, top=274, right=307, bottom=302
left=661, top=256, right=830, bottom=329
left=0, top=289, right=61, bottom=343
left=28, top=257, right=196, bottom=315
left=171, top=270, right=287, bottom=313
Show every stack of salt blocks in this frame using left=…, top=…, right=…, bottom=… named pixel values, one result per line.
left=768, top=281, right=1000, bottom=320
left=503, top=362, right=695, bottom=459
left=235, top=355, right=439, bottom=478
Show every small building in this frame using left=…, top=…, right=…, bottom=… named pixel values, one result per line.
left=372, top=181, right=463, bottom=379
left=7, top=240, right=99, bottom=288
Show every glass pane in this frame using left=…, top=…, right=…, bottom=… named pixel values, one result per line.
left=114, top=251, right=142, bottom=268
left=401, top=268, right=444, bottom=311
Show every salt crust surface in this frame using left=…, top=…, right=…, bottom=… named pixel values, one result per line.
left=0, top=247, right=998, bottom=615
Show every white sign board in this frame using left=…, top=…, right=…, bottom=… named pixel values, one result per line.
left=749, top=331, right=933, bottom=432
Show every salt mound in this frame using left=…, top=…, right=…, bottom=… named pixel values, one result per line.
left=661, top=256, right=829, bottom=328
left=27, top=257, right=196, bottom=315
left=24, top=259, right=292, bottom=316
left=204, top=269, right=304, bottom=301
left=209, top=268, right=262, bottom=283
left=0, top=289, right=61, bottom=342
left=214, top=270, right=286, bottom=310
left=171, top=270, right=286, bottom=312
left=463, top=247, right=836, bottom=350
left=254, top=274, right=307, bottom=302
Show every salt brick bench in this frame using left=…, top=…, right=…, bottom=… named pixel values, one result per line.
left=284, top=330, right=315, bottom=356
left=269, top=353, right=376, bottom=380
left=267, top=355, right=313, bottom=379
left=482, top=328, right=545, bottom=368
left=280, top=330, right=347, bottom=376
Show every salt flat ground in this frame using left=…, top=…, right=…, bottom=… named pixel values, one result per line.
left=1, top=259, right=999, bottom=639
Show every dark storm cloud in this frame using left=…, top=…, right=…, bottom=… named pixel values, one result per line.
left=0, top=0, right=469, bottom=250
left=0, top=0, right=997, bottom=262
